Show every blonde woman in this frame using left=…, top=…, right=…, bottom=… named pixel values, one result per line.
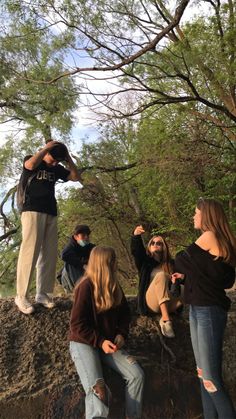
left=69, top=246, right=144, bottom=419
left=173, top=198, right=236, bottom=419
left=131, top=226, right=183, bottom=338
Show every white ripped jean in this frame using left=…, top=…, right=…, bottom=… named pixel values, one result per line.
left=70, top=341, right=144, bottom=419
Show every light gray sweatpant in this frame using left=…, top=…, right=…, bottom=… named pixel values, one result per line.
left=16, top=211, right=58, bottom=297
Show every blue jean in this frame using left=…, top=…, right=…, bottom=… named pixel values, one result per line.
left=70, top=341, right=144, bottom=419
left=189, top=305, right=236, bottom=419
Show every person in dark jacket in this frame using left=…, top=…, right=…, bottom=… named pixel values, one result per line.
left=69, top=246, right=144, bottom=419
left=61, top=224, right=95, bottom=291
left=131, top=225, right=183, bottom=338
left=172, top=198, right=236, bottom=419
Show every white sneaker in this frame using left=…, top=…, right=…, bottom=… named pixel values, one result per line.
left=36, top=293, right=55, bottom=309
left=159, top=318, right=175, bottom=338
left=15, top=296, right=35, bottom=315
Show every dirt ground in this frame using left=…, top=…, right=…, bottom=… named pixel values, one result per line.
left=0, top=293, right=236, bottom=419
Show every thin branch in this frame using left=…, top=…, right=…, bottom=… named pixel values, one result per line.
left=0, top=186, right=17, bottom=228
left=0, top=228, right=19, bottom=242
left=16, top=0, right=190, bottom=84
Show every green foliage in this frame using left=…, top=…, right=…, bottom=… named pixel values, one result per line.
left=0, top=1, right=79, bottom=146
left=1, top=0, right=236, bottom=295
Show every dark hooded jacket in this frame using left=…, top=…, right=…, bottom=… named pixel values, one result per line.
left=61, top=236, right=95, bottom=286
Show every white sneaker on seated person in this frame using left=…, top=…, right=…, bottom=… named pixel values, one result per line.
left=159, top=318, right=175, bottom=338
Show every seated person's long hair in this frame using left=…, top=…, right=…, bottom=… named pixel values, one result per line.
left=146, top=235, right=173, bottom=274
left=85, top=246, right=122, bottom=312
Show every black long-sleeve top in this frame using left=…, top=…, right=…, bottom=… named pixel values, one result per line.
left=175, top=243, right=236, bottom=311
left=131, top=235, right=161, bottom=315
left=69, top=277, right=131, bottom=348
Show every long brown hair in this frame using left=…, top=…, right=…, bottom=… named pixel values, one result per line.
left=197, top=198, right=236, bottom=266
left=146, top=235, right=173, bottom=274
left=85, top=246, right=122, bottom=312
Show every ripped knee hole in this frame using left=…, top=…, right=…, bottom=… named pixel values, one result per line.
left=196, top=369, right=217, bottom=393
left=197, top=367, right=203, bottom=379
left=126, top=355, right=137, bottom=365
left=203, top=379, right=217, bottom=393
left=92, top=379, right=109, bottom=406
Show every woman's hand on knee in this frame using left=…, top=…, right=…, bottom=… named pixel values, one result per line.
left=102, top=340, right=117, bottom=354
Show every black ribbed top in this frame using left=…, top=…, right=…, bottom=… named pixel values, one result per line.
left=175, top=243, right=235, bottom=311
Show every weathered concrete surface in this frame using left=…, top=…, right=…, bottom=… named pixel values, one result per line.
left=0, top=293, right=235, bottom=419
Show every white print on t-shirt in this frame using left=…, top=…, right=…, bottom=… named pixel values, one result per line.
left=36, top=170, right=56, bottom=182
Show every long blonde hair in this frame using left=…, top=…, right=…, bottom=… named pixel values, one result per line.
left=146, top=235, right=173, bottom=274
left=197, top=198, right=236, bottom=266
left=86, top=246, right=122, bottom=312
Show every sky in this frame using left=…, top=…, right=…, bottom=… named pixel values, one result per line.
left=64, top=0, right=210, bottom=146
left=0, top=0, right=213, bottom=279
left=0, top=0, right=210, bottom=145
left=0, top=0, right=213, bottom=210
left=0, top=0, right=211, bottom=200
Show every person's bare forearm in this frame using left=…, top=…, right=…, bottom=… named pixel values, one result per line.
left=67, top=154, right=83, bottom=182
left=24, top=141, right=59, bottom=170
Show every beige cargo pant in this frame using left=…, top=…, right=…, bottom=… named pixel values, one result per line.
left=16, top=211, right=57, bottom=297
left=146, top=271, right=183, bottom=313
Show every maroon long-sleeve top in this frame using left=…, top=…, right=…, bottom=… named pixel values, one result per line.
left=69, top=277, right=131, bottom=348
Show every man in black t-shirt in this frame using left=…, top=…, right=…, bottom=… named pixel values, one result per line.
left=15, top=140, right=82, bottom=314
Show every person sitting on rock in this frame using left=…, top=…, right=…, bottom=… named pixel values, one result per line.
left=60, top=224, right=95, bottom=291
left=69, top=245, right=144, bottom=419
left=131, top=225, right=183, bottom=338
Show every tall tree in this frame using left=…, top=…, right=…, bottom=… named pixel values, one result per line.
left=4, top=0, right=236, bottom=129
left=1, top=0, right=236, bottom=293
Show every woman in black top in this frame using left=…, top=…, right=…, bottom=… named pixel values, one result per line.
left=173, top=198, right=236, bottom=419
left=131, top=225, right=183, bottom=338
